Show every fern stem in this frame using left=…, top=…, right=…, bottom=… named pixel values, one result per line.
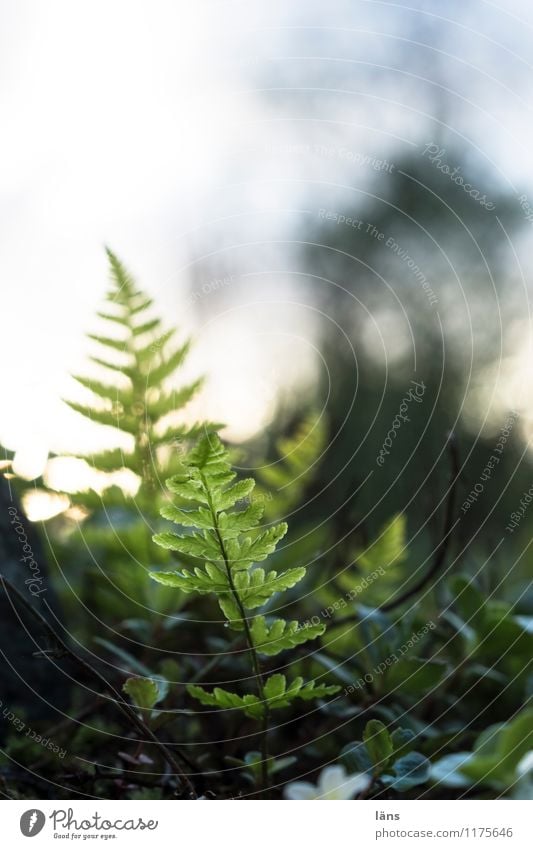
left=201, top=474, right=271, bottom=793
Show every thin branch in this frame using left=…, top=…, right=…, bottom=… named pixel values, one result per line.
left=380, top=435, right=460, bottom=612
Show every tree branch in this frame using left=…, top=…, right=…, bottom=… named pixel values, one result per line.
left=331, top=436, right=460, bottom=624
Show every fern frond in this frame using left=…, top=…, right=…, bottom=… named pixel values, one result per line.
left=105, top=246, right=137, bottom=296
left=145, top=341, right=191, bottom=387
left=129, top=296, right=153, bottom=315
left=150, top=432, right=339, bottom=728
left=136, top=330, right=175, bottom=363
left=148, top=380, right=204, bottom=419
left=132, top=318, right=161, bottom=337
left=334, top=514, right=409, bottom=608
left=96, top=310, right=131, bottom=327
left=250, top=616, right=326, bottom=656
left=150, top=563, right=228, bottom=594
left=151, top=421, right=216, bottom=449
left=64, top=400, right=138, bottom=435
left=232, top=566, right=305, bottom=608
left=50, top=250, right=215, bottom=633
left=87, top=332, right=131, bottom=355
left=82, top=448, right=139, bottom=475
left=357, top=513, right=407, bottom=574
left=61, top=250, right=210, bottom=504
left=71, top=375, right=133, bottom=408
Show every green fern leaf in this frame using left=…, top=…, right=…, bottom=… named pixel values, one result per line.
left=187, top=685, right=264, bottom=720
left=136, top=330, right=175, bottom=363
left=64, top=400, right=138, bottom=435
left=87, top=332, right=128, bottom=354
left=71, top=375, right=133, bottom=408
left=160, top=503, right=215, bottom=530
left=78, top=448, right=138, bottom=475
left=49, top=249, right=213, bottom=637
left=152, top=530, right=221, bottom=561
left=234, top=566, right=306, bottom=609
left=357, top=513, right=407, bottom=573
left=145, top=341, right=192, bottom=387
left=233, top=523, right=288, bottom=568
left=217, top=503, right=265, bottom=536
left=151, top=432, right=338, bottom=734
left=250, top=615, right=326, bottom=656
left=60, top=250, right=208, bottom=503
left=215, top=478, right=255, bottom=511
left=150, top=563, right=228, bottom=594
left=335, top=514, right=409, bottom=606
left=148, top=379, right=204, bottom=419
left=96, top=310, right=130, bottom=327
left=129, top=295, right=154, bottom=315
left=132, top=318, right=161, bottom=337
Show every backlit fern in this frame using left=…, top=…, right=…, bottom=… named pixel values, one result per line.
left=150, top=432, right=339, bottom=788
left=64, top=248, right=216, bottom=508
left=257, top=411, right=327, bottom=520
left=51, top=249, right=218, bottom=629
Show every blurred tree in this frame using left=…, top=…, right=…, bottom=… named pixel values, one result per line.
left=298, top=148, right=530, bottom=589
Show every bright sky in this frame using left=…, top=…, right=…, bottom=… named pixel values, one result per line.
left=2, top=0, right=533, bottom=485
left=0, top=0, right=265, bottom=472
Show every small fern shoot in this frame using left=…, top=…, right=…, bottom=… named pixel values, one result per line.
left=335, top=513, right=408, bottom=609
left=150, top=432, right=339, bottom=789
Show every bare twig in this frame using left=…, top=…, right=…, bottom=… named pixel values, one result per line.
left=380, top=435, right=460, bottom=612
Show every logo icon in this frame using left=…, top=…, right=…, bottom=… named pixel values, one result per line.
left=20, top=810, right=46, bottom=837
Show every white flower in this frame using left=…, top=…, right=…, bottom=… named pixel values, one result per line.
left=284, top=765, right=371, bottom=800
left=512, top=751, right=533, bottom=800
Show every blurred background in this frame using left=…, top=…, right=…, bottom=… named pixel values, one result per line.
left=2, top=3, right=533, bottom=798
left=1, top=0, right=533, bottom=567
